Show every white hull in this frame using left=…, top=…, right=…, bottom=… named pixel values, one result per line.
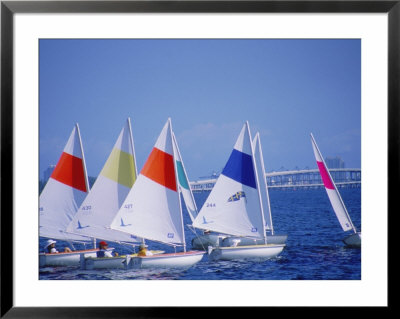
left=343, top=232, right=361, bottom=248
left=208, top=244, right=285, bottom=261
left=39, top=249, right=98, bottom=267
left=192, top=233, right=287, bottom=250
left=80, top=250, right=165, bottom=270
left=191, top=234, right=226, bottom=250
left=82, top=255, right=131, bottom=270
left=222, top=234, right=288, bottom=246
left=130, top=251, right=205, bottom=269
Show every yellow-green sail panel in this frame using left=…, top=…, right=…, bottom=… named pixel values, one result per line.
left=100, top=148, right=136, bottom=188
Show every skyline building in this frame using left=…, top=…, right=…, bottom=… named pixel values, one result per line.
left=325, top=156, right=345, bottom=169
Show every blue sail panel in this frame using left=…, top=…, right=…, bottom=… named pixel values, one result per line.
left=221, top=149, right=256, bottom=189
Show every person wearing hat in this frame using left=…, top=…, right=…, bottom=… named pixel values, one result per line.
left=44, top=239, right=72, bottom=254
left=137, top=243, right=153, bottom=257
left=45, top=239, right=58, bottom=253
left=96, top=241, right=117, bottom=258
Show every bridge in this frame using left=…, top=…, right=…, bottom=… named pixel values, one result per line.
left=190, top=168, right=361, bottom=192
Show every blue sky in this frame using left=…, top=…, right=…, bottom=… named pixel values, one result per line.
left=39, top=39, right=360, bottom=180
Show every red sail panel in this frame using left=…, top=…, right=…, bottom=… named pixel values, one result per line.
left=51, top=152, right=87, bottom=192
left=141, top=147, right=177, bottom=192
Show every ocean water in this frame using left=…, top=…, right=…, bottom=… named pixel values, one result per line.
left=39, top=187, right=361, bottom=280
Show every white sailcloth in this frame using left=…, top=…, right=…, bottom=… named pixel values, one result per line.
left=172, top=132, right=198, bottom=222
left=253, top=133, right=274, bottom=234
left=66, top=118, right=140, bottom=244
left=110, top=119, right=185, bottom=246
left=192, top=122, right=265, bottom=238
left=310, top=133, right=355, bottom=232
left=39, top=124, right=91, bottom=242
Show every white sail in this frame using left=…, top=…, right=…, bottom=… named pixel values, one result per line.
left=192, top=122, right=265, bottom=238
left=39, top=124, right=91, bottom=242
left=66, top=118, right=140, bottom=244
left=172, top=132, right=198, bottom=222
left=253, top=133, right=274, bottom=234
left=310, top=133, right=356, bottom=233
left=110, top=119, right=185, bottom=246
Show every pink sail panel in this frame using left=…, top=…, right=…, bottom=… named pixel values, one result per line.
left=317, top=161, right=335, bottom=190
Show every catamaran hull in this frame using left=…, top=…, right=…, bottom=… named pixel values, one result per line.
left=222, top=234, right=288, bottom=246
left=39, top=249, right=98, bottom=267
left=208, top=244, right=285, bottom=261
left=343, top=232, right=361, bottom=247
left=130, top=251, right=205, bottom=269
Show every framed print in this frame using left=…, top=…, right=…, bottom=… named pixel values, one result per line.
left=1, top=0, right=396, bottom=317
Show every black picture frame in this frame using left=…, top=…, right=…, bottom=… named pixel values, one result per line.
left=1, top=0, right=395, bottom=317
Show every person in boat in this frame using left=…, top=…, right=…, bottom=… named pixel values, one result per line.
left=96, top=241, right=118, bottom=258
left=137, top=243, right=153, bottom=256
left=44, top=239, right=72, bottom=254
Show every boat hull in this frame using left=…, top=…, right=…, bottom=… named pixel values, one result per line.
left=81, top=250, right=165, bottom=270
left=130, top=251, right=205, bottom=269
left=208, top=244, right=285, bottom=261
left=39, top=249, right=98, bottom=267
left=343, top=232, right=361, bottom=248
left=191, top=234, right=226, bottom=250
left=221, top=234, right=288, bottom=246
left=192, top=234, right=287, bottom=250
left=83, top=255, right=131, bottom=270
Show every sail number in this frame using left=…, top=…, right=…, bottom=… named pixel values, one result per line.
left=206, top=203, right=216, bottom=208
left=124, top=204, right=133, bottom=209
left=81, top=205, right=92, bottom=211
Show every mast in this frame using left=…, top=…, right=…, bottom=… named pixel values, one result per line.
left=172, top=131, right=198, bottom=222
left=127, top=117, right=138, bottom=178
left=170, top=119, right=186, bottom=252
left=247, top=122, right=267, bottom=244
left=75, top=123, right=96, bottom=248
left=310, top=133, right=357, bottom=234
left=127, top=117, right=143, bottom=245
left=75, top=123, right=90, bottom=194
left=255, top=133, right=274, bottom=235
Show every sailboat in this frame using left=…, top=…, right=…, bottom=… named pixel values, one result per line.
left=192, top=122, right=285, bottom=261
left=110, top=118, right=205, bottom=269
left=192, top=132, right=288, bottom=250
left=67, top=118, right=163, bottom=270
left=221, top=132, right=288, bottom=247
left=310, top=133, right=361, bottom=247
left=39, top=124, right=98, bottom=267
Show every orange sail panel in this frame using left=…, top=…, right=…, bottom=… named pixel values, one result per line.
left=141, top=147, right=177, bottom=192
left=51, top=152, right=87, bottom=192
